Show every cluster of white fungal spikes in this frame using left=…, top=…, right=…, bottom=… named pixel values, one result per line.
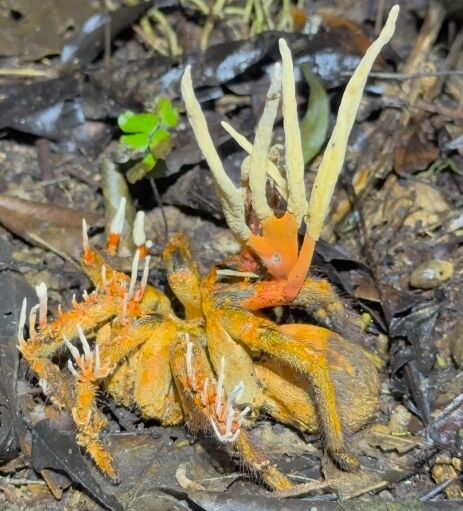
left=210, top=357, right=250, bottom=443
left=65, top=325, right=109, bottom=381
left=180, top=5, right=399, bottom=244
left=17, top=281, right=51, bottom=351
left=82, top=197, right=153, bottom=259
left=185, top=342, right=251, bottom=444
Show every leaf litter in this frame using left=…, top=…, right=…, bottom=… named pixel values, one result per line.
left=0, top=0, right=463, bottom=509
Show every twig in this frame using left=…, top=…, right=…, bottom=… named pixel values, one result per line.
left=354, top=70, right=463, bottom=80
left=420, top=477, right=459, bottom=501
left=0, top=476, right=46, bottom=487
left=0, top=68, right=58, bottom=78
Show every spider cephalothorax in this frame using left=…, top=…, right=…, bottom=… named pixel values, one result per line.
left=18, top=5, right=398, bottom=491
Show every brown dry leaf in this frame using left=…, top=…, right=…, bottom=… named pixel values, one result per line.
left=367, top=175, right=450, bottom=231
left=0, top=195, right=102, bottom=261
left=0, top=0, right=99, bottom=60
left=394, top=125, right=439, bottom=175
left=364, top=423, right=422, bottom=454
left=320, top=13, right=385, bottom=64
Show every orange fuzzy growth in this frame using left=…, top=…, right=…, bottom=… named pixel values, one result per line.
left=137, top=245, right=150, bottom=258
left=83, top=247, right=96, bottom=266
left=246, top=212, right=299, bottom=280
left=73, top=382, right=95, bottom=425
left=106, top=233, right=121, bottom=256
left=49, top=297, right=122, bottom=339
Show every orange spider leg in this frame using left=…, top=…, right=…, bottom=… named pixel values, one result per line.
left=163, top=234, right=202, bottom=320
left=133, top=319, right=185, bottom=424
left=65, top=328, right=118, bottom=481
left=17, top=285, right=125, bottom=408
left=256, top=326, right=379, bottom=436
left=169, top=336, right=293, bottom=491
left=205, top=314, right=262, bottom=411
left=214, top=307, right=360, bottom=471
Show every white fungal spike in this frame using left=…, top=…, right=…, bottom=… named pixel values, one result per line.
left=133, top=211, right=146, bottom=247
left=67, top=359, right=78, bottom=377
left=101, top=265, right=107, bottom=287
left=181, top=66, right=250, bottom=242
left=77, top=325, right=91, bottom=360
left=238, top=406, right=251, bottom=426
left=58, top=303, right=63, bottom=316
left=17, top=298, right=27, bottom=347
left=215, top=356, right=225, bottom=417
left=225, top=406, right=235, bottom=437
left=72, top=294, right=78, bottom=307
left=110, top=197, right=126, bottom=235
left=306, top=5, right=400, bottom=240
left=220, top=120, right=288, bottom=198
left=82, top=290, right=89, bottom=301
left=94, top=344, right=101, bottom=373
left=210, top=418, right=224, bottom=442
left=64, top=336, right=81, bottom=362
left=186, top=340, right=196, bottom=390
left=140, top=255, right=150, bottom=296
left=128, top=250, right=140, bottom=299
left=29, top=304, right=40, bottom=335
left=228, top=380, right=245, bottom=407
left=82, top=218, right=89, bottom=253
left=278, top=39, right=307, bottom=226
left=201, top=378, right=209, bottom=406
left=35, top=282, right=48, bottom=329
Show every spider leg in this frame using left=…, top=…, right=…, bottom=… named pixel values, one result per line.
left=134, top=320, right=183, bottom=424
left=169, top=336, right=293, bottom=491
left=206, top=314, right=263, bottom=411
left=256, top=327, right=380, bottom=434
left=215, top=308, right=360, bottom=471
left=65, top=328, right=118, bottom=482
left=216, top=274, right=362, bottom=340
left=18, top=284, right=124, bottom=408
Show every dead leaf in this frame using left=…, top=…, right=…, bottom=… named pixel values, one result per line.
left=31, top=420, right=123, bottom=511
left=0, top=195, right=102, bottom=261
left=394, top=124, right=440, bottom=175
left=364, top=424, right=422, bottom=454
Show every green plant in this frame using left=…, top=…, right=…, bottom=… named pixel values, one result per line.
left=118, top=98, right=179, bottom=183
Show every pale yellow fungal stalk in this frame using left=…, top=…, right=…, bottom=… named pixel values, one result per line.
left=306, top=4, right=399, bottom=241
left=219, top=121, right=288, bottom=197
left=181, top=4, right=399, bottom=260
left=181, top=68, right=251, bottom=241
left=249, top=62, right=282, bottom=221
left=279, top=39, right=307, bottom=225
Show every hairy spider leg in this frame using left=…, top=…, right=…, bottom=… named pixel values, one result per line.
left=169, top=336, right=293, bottom=491
left=255, top=325, right=380, bottom=436
left=206, top=301, right=360, bottom=471
left=163, top=233, right=203, bottom=321
left=65, top=328, right=118, bottom=481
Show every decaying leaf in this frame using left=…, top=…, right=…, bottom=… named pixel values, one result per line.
left=31, top=420, right=123, bottom=511
left=0, top=195, right=102, bottom=261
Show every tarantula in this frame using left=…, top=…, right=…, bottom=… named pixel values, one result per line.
left=18, top=6, right=398, bottom=491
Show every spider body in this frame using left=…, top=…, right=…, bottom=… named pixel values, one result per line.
left=18, top=9, right=399, bottom=491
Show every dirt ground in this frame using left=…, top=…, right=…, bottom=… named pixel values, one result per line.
left=0, top=0, right=462, bottom=509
